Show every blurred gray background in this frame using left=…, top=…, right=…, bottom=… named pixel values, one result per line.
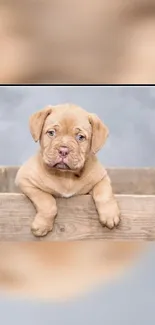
left=0, top=85, right=155, bottom=324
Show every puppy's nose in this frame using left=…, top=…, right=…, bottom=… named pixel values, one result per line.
left=59, top=146, right=69, bottom=157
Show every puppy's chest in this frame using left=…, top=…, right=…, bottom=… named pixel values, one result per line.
left=43, top=175, right=81, bottom=198
left=56, top=178, right=77, bottom=198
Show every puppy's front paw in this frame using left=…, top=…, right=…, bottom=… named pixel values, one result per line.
left=99, top=199, right=121, bottom=229
left=31, top=214, right=54, bottom=237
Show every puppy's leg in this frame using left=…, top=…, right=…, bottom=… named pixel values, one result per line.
left=19, top=184, right=57, bottom=237
left=91, top=175, right=120, bottom=229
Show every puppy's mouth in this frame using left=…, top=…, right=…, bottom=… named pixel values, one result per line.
left=53, top=162, right=70, bottom=170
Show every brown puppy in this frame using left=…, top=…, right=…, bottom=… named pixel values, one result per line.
left=16, top=104, right=120, bottom=237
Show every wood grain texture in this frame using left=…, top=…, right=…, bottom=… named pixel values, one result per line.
left=1, top=167, right=155, bottom=194
left=0, top=193, right=155, bottom=241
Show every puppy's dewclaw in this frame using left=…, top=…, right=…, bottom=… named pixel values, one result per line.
left=16, top=103, right=120, bottom=237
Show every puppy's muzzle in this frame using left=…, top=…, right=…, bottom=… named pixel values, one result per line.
left=51, top=146, right=70, bottom=170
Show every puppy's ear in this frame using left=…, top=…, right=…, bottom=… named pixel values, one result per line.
left=89, top=113, right=109, bottom=154
left=29, top=106, right=52, bottom=142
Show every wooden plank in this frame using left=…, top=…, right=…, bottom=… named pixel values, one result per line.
left=0, top=167, right=8, bottom=192
left=0, top=166, right=20, bottom=193
left=0, top=166, right=155, bottom=194
left=0, top=193, right=155, bottom=241
left=108, top=168, right=155, bottom=195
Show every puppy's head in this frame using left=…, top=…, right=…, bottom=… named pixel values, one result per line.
left=29, top=104, right=109, bottom=172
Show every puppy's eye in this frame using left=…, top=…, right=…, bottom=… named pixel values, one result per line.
left=47, top=130, right=56, bottom=137
left=76, top=134, right=86, bottom=141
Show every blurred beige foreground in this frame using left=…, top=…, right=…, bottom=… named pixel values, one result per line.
left=0, top=0, right=155, bottom=83
left=0, top=242, right=144, bottom=301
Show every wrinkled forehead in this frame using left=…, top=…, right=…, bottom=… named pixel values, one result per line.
left=44, top=109, right=91, bottom=133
